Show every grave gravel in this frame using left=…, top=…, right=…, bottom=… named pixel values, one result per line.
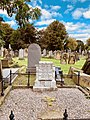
left=0, top=88, right=90, bottom=120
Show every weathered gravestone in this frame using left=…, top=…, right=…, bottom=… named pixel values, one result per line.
left=42, top=49, right=47, bottom=57
left=33, top=61, right=57, bottom=91
left=19, top=48, right=24, bottom=60
left=68, top=53, right=75, bottom=64
left=55, top=51, right=61, bottom=60
left=1, top=59, right=9, bottom=68
left=82, top=56, right=90, bottom=75
left=14, top=50, right=19, bottom=57
left=5, top=49, right=12, bottom=64
left=48, top=50, right=53, bottom=57
left=0, top=61, right=2, bottom=95
left=27, top=43, right=41, bottom=73
left=24, top=48, right=28, bottom=57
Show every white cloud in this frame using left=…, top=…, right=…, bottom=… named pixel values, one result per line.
left=35, top=19, right=56, bottom=26
left=31, top=0, right=42, bottom=6
left=72, top=8, right=90, bottom=19
left=83, top=10, right=90, bottom=19
left=61, top=21, right=90, bottom=43
left=41, top=9, right=52, bottom=20
left=72, top=9, right=83, bottom=19
left=50, top=5, right=61, bottom=11
left=64, top=5, right=74, bottom=14
left=5, top=20, right=16, bottom=27
left=62, top=0, right=86, bottom=3
left=51, top=12, right=62, bottom=17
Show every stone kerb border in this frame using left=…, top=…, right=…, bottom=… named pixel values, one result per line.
left=0, top=85, right=12, bottom=106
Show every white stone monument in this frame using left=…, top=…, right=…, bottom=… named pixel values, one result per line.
left=33, top=61, right=57, bottom=91
left=19, top=48, right=24, bottom=60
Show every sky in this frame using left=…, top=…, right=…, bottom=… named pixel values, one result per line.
left=0, top=0, right=90, bottom=43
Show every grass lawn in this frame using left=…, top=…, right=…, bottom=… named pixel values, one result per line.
left=0, top=56, right=86, bottom=86
left=12, top=56, right=86, bottom=74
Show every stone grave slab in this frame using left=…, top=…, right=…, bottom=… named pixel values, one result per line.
left=33, top=61, right=57, bottom=91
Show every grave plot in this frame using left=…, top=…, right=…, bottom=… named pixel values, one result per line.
left=0, top=88, right=90, bottom=120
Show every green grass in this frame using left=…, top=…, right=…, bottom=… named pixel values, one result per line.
left=12, top=56, right=86, bottom=74
left=41, top=56, right=86, bottom=73
left=0, top=56, right=86, bottom=86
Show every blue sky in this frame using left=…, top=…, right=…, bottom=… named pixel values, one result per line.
left=0, top=0, right=90, bottom=43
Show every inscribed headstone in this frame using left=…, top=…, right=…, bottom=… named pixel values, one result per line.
left=27, top=43, right=41, bottom=73
left=33, top=61, right=57, bottom=91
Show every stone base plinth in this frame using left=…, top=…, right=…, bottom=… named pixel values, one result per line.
left=33, top=80, right=57, bottom=91
left=26, top=67, right=36, bottom=74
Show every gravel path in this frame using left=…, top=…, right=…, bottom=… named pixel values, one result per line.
left=0, top=88, right=90, bottom=120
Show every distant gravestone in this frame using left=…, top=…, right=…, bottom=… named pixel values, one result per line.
left=82, top=58, right=90, bottom=75
left=68, top=53, right=75, bottom=64
left=0, top=61, right=2, bottom=94
left=42, top=49, right=46, bottom=56
left=1, top=46, right=4, bottom=57
left=48, top=50, right=53, bottom=57
left=55, top=51, right=61, bottom=60
left=19, top=48, right=24, bottom=60
left=24, top=48, right=28, bottom=57
left=14, top=50, right=19, bottom=57
left=27, top=43, right=41, bottom=73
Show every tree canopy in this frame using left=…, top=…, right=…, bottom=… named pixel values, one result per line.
left=10, top=23, right=37, bottom=50
left=39, top=21, right=68, bottom=51
left=0, top=0, right=41, bottom=27
left=65, top=37, right=78, bottom=51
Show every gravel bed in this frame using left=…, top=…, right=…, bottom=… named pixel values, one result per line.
left=0, top=88, right=90, bottom=120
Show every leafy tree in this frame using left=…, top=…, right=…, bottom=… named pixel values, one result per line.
left=66, top=37, right=78, bottom=51
left=40, top=21, right=68, bottom=51
left=10, top=23, right=37, bottom=50
left=86, top=38, right=90, bottom=46
left=76, top=40, right=84, bottom=52
left=0, top=0, right=41, bottom=27
left=19, top=23, right=37, bottom=44
left=36, top=29, right=46, bottom=50
left=0, top=22, right=14, bottom=48
left=10, top=29, right=22, bottom=50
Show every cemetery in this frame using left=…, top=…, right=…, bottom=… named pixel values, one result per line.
left=0, top=44, right=90, bottom=120
left=0, top=1, right=90, bottom=119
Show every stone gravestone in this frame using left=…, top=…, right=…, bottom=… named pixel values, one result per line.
left=27, top=43, right=41, bottom=73
left=68, top=53, right=75, bottom=64
left=33, top=61, right=57, bottom=91
left=1, top=46, right=4, bottom=57
left=48, top=50, right=53, bottom=57
left=19, top=48, right=24, bottom=60
left=42, top=49, right=47, bottom=57
left=14, top=50, right=19, bottom=57
left=0, top=61, right=2, bottom=94
left=55, top=51, right=61, bottom=60
left=24, top=48, right=28, bottom=57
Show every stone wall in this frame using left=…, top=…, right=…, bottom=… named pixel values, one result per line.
left=68, top=67, right=90, bottom=87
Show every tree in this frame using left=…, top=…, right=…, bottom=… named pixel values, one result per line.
left=66, top=37, right=78, bottom=51
left=0, top=0, right=41, bottom=27
left=10, top=23, right=37, bottom=50
left=86, top=38, right=90, bottom=46
left=40, top=21, right=68, bottom=51
left=76, top=40, right=84, bottom=52
left=0, top=22, right=14, bottom=48
left=36, top=29, right=46, bottom=50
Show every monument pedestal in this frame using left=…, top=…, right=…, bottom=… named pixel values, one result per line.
left=33, top=61, right=57, bottom=91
